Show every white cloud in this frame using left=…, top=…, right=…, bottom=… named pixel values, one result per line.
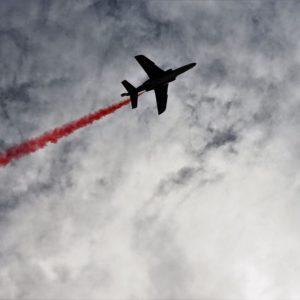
left=1, top=0, right=300, bottom=299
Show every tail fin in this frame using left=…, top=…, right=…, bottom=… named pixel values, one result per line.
left=121, top=80, right=138, bottom=109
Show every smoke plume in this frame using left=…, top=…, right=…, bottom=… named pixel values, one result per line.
left=0, top=98, right=131, bottom=167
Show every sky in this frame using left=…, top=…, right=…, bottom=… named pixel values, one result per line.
left=0, top=0, right=300, bottom=299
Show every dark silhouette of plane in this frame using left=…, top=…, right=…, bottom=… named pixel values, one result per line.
left=121, top=55, right=196, bottom=114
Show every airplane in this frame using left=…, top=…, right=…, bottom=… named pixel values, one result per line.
left=121, top=55, right=196, bottom=114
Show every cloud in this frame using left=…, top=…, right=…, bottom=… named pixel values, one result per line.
left=0, top=0, right=300, bottom=299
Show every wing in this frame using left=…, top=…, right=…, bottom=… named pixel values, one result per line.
left=154, top=84, right=168, bottom=115
left=135, top=55, right=165, bottom=78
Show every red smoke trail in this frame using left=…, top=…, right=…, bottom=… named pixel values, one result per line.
left=0, top=97, right=131, bottom=167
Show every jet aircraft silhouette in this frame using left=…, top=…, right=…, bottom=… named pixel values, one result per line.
left=121, top=55, right=196, bottom=114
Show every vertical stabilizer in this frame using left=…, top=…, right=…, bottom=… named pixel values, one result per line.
left=121, top=80, right=138, bottom=109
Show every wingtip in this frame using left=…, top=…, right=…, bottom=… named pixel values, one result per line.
left=158, top=107, right=166, bottom=115
left=135, top=55, right=144, bottom=60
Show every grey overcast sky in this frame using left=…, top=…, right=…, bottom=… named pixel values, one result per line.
left=0, top=0, right=300, bottom=299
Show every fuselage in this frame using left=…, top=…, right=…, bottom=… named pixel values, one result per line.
left=137, top=62, right=196, bottom=93
left=121, top=55, right=197, bottom=114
